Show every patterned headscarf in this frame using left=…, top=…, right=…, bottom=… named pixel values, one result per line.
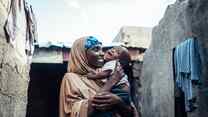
left=67, top=36, right=102, bottom=75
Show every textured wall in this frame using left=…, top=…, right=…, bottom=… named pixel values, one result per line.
left=0, top=0, right=29, bottom=117
left=131, top=61, right=143, bottom=116
left=141, top=0, right=208, bottom=117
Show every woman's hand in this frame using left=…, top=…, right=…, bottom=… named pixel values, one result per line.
left=91, top=92, right=122, bottom=111
left=91, top=92, right=135, bottom=117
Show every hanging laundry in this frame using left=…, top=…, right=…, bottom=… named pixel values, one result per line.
left=4, top=0, right=29, bottom=64
left=174, top=37, right=201, bottom=112
left=4, top=0, right=25, bottom=45
left=24, top=1, right=38, bottom=57
left=4, top=0, right=38, bottom=63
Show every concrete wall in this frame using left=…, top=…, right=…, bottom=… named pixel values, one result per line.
left=0, top=0, right=30, bottom=117
left=113, top=26, right=152, bottom=48
left=141, top=0, right=208, bottom=117
left=131, top=61, right=143, bottom=116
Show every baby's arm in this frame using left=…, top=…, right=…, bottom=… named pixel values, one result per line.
left=87, top=70, right=112, bottom=80
left=101, top=65, right=124, bottom=92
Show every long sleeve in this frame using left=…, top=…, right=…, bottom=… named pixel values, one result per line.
left=59, top=74, right=89, bottom=117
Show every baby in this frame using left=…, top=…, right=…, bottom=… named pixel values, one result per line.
left=87, top=46, right=131, bottom=90
left=87, top=46, right=132, bottom=117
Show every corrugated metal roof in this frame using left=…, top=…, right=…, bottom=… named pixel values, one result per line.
left=33, top=41, right=124, bottom=63
left=113, top=26, right=152, bottom=48
left=37, top=41, right=72, bottom=48
left=36, top=41, right=123, bottom=49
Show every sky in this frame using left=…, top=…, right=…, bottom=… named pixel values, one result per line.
left=28, top=0, right=176, bottom=44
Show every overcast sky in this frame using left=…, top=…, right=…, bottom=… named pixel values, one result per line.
left=28, top=0, right=176, bottom=44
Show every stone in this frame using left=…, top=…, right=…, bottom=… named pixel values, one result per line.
left=0, top=0, right=30, bottom=117
left=141, top=0, right=208, bottom=117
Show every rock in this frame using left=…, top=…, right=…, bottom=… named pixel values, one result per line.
left=0, top=0, right=30, bottom=117
left=141, top=0, right=208, bottom=117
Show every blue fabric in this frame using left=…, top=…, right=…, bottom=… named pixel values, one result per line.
left=174, top=38, right=201, bottom=112
left=85, top=36, right=102, bottom=49
left=90, top=111, right=113, bottom=117
left=190, top=39, right=201, bottom=81
left=111, top=86, right=131, bottom=105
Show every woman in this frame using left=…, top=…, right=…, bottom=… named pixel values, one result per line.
left=59, top=36, right=138, bottom=117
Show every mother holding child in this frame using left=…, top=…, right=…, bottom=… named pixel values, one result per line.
left=59, top=36, right=138, bottom=117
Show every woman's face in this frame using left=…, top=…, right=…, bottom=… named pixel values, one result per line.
left=86, top=44, right=104, bottom=68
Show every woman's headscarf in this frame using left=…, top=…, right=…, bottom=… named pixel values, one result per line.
left=67, top=36, right=102, bottom=75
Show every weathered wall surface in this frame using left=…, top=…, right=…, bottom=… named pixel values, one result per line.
left=131, top=61, right=143, bottom=116
left=0, top=0, right=29, bottom=117
left=141, top=0, right=208, bottom=117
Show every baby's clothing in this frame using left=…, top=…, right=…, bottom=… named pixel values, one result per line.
left=102, top=60, right=129, bottom=86
left=90, top=60, right=131, bottom=117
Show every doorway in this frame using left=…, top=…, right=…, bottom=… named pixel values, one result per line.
left=26, top=63, right=67, bottom=117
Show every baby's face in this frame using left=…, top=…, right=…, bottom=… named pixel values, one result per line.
left=104, top=48, right=119, bottom=61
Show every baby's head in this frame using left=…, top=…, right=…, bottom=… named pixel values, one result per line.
left=104, top=46, right=131, bottom=75
left=104, top=46, right=131, bottom=63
